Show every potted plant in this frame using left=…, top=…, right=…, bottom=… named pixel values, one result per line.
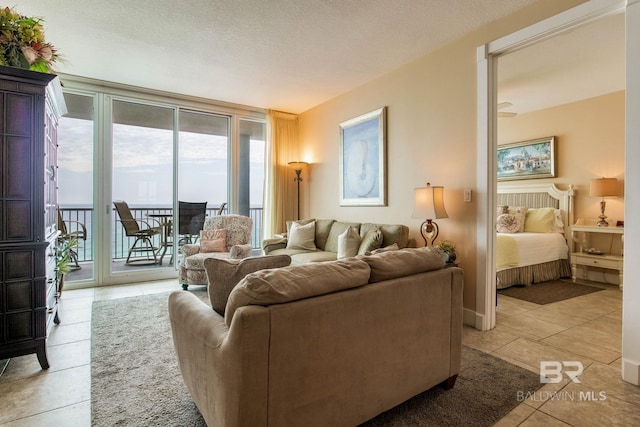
left=435, top=239, right=457, bottom=264
left=0, top=7, right=60, bottom=73
left=56, top=236, right=77, bottom=295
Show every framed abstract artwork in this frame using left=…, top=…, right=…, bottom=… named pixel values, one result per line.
left=497, top=136, right=556, bottom=181
left=339, top=107, right=387, bottom=206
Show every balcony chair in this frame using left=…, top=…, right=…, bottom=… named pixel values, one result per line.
left=113, top=201, right=162, bottom=265
left=180, top=214, right=253, bottom=290
left=177, top=201, right=208, bottom=245
left=57, top=210, right=87, bottom=270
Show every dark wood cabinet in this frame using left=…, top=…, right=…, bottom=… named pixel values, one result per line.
left=0, top=65, right=66, bottom=369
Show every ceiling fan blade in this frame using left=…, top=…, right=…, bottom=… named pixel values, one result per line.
left=498, top=111, right=517, bottom=118
left=497, top=102, right=513, bottom=110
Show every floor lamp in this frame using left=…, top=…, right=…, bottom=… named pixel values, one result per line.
left=411, top=182, right=448, bottom=246
left=288, top=161, right=308, bottom=220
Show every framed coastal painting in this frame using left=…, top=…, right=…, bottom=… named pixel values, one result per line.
left=339, top=107, right=387, bottom=206
left=497, top=136, right=556, bottom=181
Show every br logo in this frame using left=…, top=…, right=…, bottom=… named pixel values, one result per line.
left=540, top=361, right=584, bottom=384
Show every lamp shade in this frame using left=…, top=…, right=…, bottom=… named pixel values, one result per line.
left=590, top=178, right=617, bottom=198
left=412, top=183, right=448, bottom=220
left=288, top=161, right=309, bottom=170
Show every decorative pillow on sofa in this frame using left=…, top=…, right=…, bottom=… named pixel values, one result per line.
left=225, top=258, right=371, bottom=326
left=325, top=221, right=361, bottom=253
left=200, top=229, right=227, bottom=252
left=287, top=220, right=317, bottom=250
left=357, top=226, right=383, bottom=255
left=496, top=213, right=523, bottom=234
left=524, top=208, right=556, bottom=233
left=338, top=227, right=361, bottom=259
left=204, top=255, right=292, bottom=315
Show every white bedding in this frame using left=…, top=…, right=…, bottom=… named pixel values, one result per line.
left=496, top=232, right=569, bottom=271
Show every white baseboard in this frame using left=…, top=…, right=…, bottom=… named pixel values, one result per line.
left=622, top=358, right=640, bottom=385
left=463, top=308, right=477, bottom=327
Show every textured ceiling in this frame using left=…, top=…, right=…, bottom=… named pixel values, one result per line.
left=17, top=0, right=542, bottom=113
left=497, top=11, right=625, bottom=116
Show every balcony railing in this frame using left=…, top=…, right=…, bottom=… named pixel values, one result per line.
left=58, top=205, right=263, bottom=262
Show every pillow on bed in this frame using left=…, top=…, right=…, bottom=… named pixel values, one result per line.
left=524, top=208, right=556, bottom=233
left=496, top=205, right=527, bottom=232
left=496, top=213, right=523, bottom=233
left=551, top=209, right=565, bottom=233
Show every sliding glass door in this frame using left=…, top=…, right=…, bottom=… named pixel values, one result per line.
left=177, top=110, right=229, bottom=262
left=57, top=81, right=264, bottom=287
left=110, top=100, right=175, bottom=273
left=57, top=92, right=95, bottom=282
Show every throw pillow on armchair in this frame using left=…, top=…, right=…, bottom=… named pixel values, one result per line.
left=200, top=229, right=227, bottom=252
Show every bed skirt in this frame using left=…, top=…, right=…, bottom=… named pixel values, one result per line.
left=497, top=259, right=572, bottom=289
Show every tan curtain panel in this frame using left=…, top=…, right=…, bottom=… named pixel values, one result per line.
left=264, top=110, right=299, bottom=239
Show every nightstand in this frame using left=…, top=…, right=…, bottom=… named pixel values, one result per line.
left=570, top=224, right=624, bottom=289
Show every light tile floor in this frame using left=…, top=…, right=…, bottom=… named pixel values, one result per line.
left=0, top=279, right=637, bottom=426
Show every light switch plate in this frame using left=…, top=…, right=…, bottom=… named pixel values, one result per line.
left=464, top=189, right=472, bottom=202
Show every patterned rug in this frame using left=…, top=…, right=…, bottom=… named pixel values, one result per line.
left=498, top=279, right=604, bottom=305
left=92, top=290, right=541, bottom=426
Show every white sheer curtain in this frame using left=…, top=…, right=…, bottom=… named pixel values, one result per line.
left=263, top=110, right=299, bottom=239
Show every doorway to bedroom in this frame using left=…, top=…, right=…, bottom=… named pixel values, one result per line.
left=476, top=2, right=628, bottom=374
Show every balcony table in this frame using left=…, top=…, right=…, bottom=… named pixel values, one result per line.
left=147, top=213, right=173, bottom=265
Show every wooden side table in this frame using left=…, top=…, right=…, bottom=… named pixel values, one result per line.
left=570, top=224, right=624, bottom=289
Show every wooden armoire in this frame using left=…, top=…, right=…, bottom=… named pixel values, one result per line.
left=0, top=65, right=67, bottom=369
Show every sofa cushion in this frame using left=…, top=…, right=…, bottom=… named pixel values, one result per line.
left=360, top=223, right=409, bottom=249
left=287, top=221, right=317, bottom=250
left=362, top=247, right=445, bottom=283
left=289, top=251, right=337, bottom=265
left=357, top=226, right=383, bottom=255
left=324, top=222, right=361, bottom=253
left=286, top=218, right=315, bottom=235
left=225, top=258, right=371, bottom=326
left=368, top=243, right=399, bottom=255
left=338, top=227, right=361, bottom=259
left=314, top=219, right=336, bottom=250
left=204, top=255, right=292, bottom=315
left=200, top=229, right=227, bottom=253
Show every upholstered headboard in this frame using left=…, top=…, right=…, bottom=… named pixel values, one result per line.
left=497, top=182, right=575, bottom=239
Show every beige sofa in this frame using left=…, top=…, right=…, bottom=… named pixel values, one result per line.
left=169, top=247, right=463, bottom=427
left=262, top=219, right=410, bottom=264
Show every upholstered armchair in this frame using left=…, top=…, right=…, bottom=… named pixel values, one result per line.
left=179, top=214, right=253, bottom=290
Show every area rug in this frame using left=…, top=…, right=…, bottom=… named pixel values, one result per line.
left=92, top=291, right=541, bottom=426
left=498, top=279, right=604, bottom=305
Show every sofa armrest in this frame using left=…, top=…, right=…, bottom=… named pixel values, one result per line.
left=169, top=291, right=229, bottom=353
left=168, top=291, right=271, bottom=427
left=262, top=238, right=287, bottom=254
left=230, top=243, right=253, bottom=259
left=181, top=243, right=201, bottom=257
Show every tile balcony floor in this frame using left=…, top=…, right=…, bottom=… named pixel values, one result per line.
left=0, top=279, right=638, bottom=426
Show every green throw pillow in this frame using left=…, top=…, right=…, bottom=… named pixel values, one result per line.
left=358, top=226, right=383, bottom=255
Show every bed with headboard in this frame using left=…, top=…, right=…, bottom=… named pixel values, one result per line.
left=496, top=182, right=574, bottom=289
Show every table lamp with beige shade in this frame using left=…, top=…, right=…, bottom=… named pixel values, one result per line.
left=411, top=183, right=448, bottom=246
left=590, top=177, right=618, bottom=227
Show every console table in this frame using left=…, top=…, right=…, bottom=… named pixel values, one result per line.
left=570, top=224, right=624, bottom=289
